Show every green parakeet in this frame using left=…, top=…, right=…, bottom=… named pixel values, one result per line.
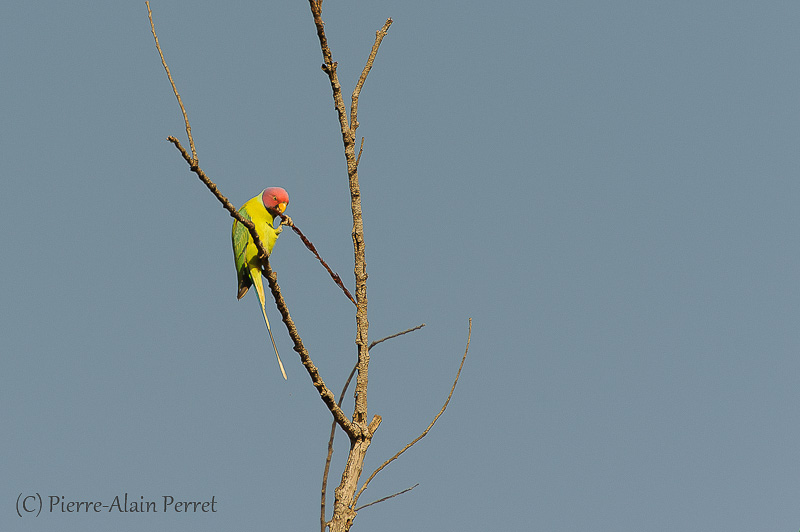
left=232, top=187, right=290, bottom=380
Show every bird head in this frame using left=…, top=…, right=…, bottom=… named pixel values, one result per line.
left=261, top=187, right=289, bottom=216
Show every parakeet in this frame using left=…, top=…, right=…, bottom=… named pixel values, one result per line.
left=232, top=187, right=290, bottom=380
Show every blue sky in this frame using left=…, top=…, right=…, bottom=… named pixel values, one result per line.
left=3, top=1, right=800, bottom=531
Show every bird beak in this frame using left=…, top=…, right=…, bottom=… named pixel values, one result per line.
left=276, top=202, right=287, bottom=214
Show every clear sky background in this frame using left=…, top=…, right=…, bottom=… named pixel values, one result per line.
left=2, top=1, right=800, bottom=531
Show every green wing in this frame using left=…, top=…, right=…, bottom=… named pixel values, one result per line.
left=232, top=206, right=254, bottom=296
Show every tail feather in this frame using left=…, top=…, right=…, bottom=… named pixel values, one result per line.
left=251, top=269, right=288, bottom=380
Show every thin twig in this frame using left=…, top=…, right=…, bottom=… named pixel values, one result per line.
left=310, top=1, right=352, bottom=145
left=354, top=137, right=365, bottom=168
left=350, top=19, right=393, bottom=137
left=320, top=352, right=358, bottom=532
left=280, top=215, right=357, bottom=306
left=147, top=2, right=196, bottom=163
left=320, top=406, right=339, bottom=531
left=353, top=319, right=472, bottom=507
left=369, top=323, right=426, bottom=350
left=355, top=483, right=419, bottom=512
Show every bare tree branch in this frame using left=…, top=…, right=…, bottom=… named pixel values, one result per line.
left=350, top=20, right=393, bottom=136
left=261, top=261, right=357, bottom=438
left=369, top=323, right=426, bottom=350
left=310, top=1, right=392, bottom=431
left=320, top=394, right=342, bottom=532
left=147, top=2, right=196, bottom=163
left=166, top=136, right=273, bottom=259
left=355, top=483, right=419, bottom=512
left=149, top=4, right=357, bottom=440
left=307, top=5, right=395, bottom=529
left=353, top=319, right=472, bottom=507
left=310, top=1, right=353, bottom=145
left=151, top=4, right=269, bottom=265
left=279, top=215, right=357, bottom=307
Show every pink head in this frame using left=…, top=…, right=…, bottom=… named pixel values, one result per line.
left=261, top=187, right=289, bottom=215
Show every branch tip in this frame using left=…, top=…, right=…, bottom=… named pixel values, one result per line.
left=355, top=483, right=419, bottom=512
left=369, top=324, right=426, bottom=350
left=147, top=1, right=196, bottom=162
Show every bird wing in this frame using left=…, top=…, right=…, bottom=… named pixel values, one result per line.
left=232, top=206, right=254, bottom=298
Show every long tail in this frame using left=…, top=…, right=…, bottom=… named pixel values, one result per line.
left=252, top=270, right=288, bottom=380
